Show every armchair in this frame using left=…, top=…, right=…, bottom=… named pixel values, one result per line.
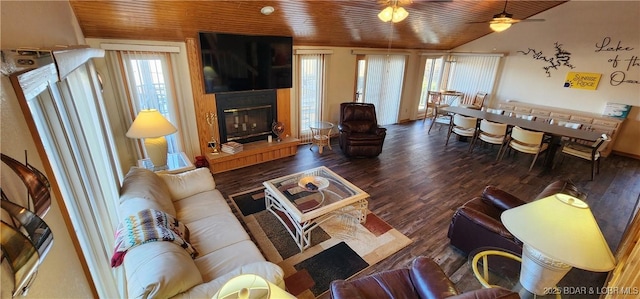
left=330, top=256, right=518, bottom=299
left=447, top=180, right=585, bottom=256
left=338, top=102, right=387, bottom=157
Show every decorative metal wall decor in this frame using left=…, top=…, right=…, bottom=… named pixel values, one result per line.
left=1, top=152, right=54, bottom=297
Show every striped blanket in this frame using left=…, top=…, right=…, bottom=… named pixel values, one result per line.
left=111, top=209, right=198, bottom=267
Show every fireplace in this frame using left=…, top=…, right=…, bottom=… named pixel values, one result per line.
left=216, top=89, right=277, bottom=144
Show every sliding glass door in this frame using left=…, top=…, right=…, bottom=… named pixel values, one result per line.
left=359, top=54, right=406, bottom=125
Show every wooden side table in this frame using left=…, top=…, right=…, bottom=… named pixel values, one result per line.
left=138, top=152, right=195, bottom=174
left=309, top=121, right=334, bottom=154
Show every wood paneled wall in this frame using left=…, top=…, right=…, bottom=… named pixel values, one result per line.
left=604, top=210, right=640, bottom=298
left=185, top=38, right=293, bottom=156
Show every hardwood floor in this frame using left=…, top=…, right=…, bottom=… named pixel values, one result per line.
left=212, top=120, right=640, bottom=298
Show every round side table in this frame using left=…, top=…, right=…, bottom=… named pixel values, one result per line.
left=470, top=249, right=561, bottom=299
left=309, top=121, right=334, bottom=154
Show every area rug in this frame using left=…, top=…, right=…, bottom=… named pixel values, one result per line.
left=229, top=187, right=413, bottom=298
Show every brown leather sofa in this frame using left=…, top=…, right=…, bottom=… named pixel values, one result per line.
left=447, top=180, right=585, bottom=256
left=338, top=102, right=387, bottom=157
left=330, top=256, right=519, bottom=299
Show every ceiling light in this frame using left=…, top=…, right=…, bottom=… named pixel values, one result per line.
left=489, top=18, right=512, bottom=32
left=260, top=6, right=274, bottom=15
left=378, top=2, right=409, bottom=23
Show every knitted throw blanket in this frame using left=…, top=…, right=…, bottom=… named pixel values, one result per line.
left=111, top=209, right=198, bottom=267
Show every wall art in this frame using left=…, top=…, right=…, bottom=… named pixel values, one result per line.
left=518, top=42, right=575, bottom=77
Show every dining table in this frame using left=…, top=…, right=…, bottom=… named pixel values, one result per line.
left=440, top=106, right=603, bottom=170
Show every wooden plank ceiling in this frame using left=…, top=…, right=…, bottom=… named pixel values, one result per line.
left=69, top=0, right=566, bottom=50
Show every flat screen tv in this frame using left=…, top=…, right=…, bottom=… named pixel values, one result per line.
left=199, top=32, right=293, bottom=93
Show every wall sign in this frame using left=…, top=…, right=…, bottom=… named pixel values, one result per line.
left=595, top=37, right=639, bottom=86
left=564, top=72, right=602, bottom=90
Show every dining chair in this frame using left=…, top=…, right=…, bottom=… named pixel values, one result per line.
left=427, top=91, right=453, bottom=134
left=499, top=126, right=549, bottom=171
left=558, top=134, right=610, bottom=180
left=423, top=91, right=441, bottom=122
left=470, top=119, right=508, bottom=160
left=460, top=92, right=488, bottom=110
left=445, top=114, right=478, bottom=150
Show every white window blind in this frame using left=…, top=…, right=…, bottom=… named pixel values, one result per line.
left=447, top=55, right=501, bottom=105
left=297, top=53, right=326, bottom=143
left=26, top=63, right=122, bottom=298
left=363, top=55, right=406, bottom=125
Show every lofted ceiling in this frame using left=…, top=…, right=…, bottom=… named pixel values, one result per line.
left=69, top=0, right=566, bottom=50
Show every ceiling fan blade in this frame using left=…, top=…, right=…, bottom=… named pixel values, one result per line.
left=519, top=19, right=546, bottom=22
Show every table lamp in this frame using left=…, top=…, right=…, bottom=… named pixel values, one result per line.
left=501, top=193, right=616, bottom=295
left=214, top=274, right=295, bottom=299
left=126, top=109, right=177, bottom=170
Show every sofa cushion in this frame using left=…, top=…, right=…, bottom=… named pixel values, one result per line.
left=171, top=261, right=285, bottom=299
left=120, top=167, right=175, bottom=217
left=173, top=189, right=231, bottom=223
left=124, top=241, right=203, bottom=298
left=194, top=240, right=266, bottom=282
left=186, top=212, right=252, bottom=257
left=158, top=168, right=216, bottom=201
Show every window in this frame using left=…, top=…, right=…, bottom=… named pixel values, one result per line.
left=297, top=53, right=327, bottom=143
left=355, top=56, right=366, bottom=102
left=120, top=51, right=180, bottom=154
left=418, top=56, right=445, bottom=111
left=24, top=62, right=122, bottom=298
left=446, top=54, right=502, bottom=104
left=360, top=54, right=406, bottom=125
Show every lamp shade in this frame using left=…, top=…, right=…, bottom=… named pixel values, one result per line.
left=489, top=19, right=512, bottom=32
left=214, top=274, right=295, bottom=299
left=501, top=194, right=615, bottom=272
left=126, top=109, right=177, bottom=138
left=378, top=5, right=409, bottom=23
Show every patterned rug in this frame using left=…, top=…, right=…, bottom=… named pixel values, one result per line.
left=229, top=187, right=413, bottom=298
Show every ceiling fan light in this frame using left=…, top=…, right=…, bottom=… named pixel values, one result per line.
left=490, top=20, right=512, bottom=32
left=378, top=6, right=394, bottom=22
left=391, top=7, right=409, bottom=23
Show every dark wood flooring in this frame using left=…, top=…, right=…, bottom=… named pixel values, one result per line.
left=212, top=120, right=640, bottom=298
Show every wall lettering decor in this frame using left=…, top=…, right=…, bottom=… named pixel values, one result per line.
left=595, top=37, right=639, bottom=86
left=518, top=42, right=575, bottom=77
left=564, top=72, right=601, bottom=90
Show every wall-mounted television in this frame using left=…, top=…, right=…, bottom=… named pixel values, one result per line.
left=199, top=32, right=292, bottom=93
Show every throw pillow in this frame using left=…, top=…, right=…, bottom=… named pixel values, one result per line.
left=159, top=168, right=216, bottom=201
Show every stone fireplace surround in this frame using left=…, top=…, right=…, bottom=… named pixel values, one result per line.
left=215, top=89, right=278, bottom=144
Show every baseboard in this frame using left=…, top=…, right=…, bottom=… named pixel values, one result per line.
left=612, top=150, right=640, bottom=160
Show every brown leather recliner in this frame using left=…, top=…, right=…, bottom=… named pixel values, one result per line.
left=338, top=102, right=387, bottom=157
left=447, top=180, right=585, bottom=256
left=330, top=256, right=519, bottom=299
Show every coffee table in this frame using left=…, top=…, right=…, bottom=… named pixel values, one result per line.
left=263, top=166, right=369, bottom=252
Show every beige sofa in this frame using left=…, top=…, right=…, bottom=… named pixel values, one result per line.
left=117, top=167, right=284, bottom=298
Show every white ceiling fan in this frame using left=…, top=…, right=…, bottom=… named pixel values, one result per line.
left=469, top=0, right=545, bottom=32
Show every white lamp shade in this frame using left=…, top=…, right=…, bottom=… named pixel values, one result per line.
left=501, top=194, right=616, bottom=272
left=489, top=19, right=512, bottom=32
left=378, top=6, right=394, bottom=22
left=378, top=6, right=409, bottom=23
left=126, top=109, right=177, bottom=138
left=391, top=7, right=409, bottom=23
left=214, top=274, right=295, bottom=299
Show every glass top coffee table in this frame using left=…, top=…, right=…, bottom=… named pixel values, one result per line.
left=263, top=166, right=369, bottom=252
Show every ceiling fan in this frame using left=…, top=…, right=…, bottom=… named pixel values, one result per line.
left=468, top=0, right=545, bottom=32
